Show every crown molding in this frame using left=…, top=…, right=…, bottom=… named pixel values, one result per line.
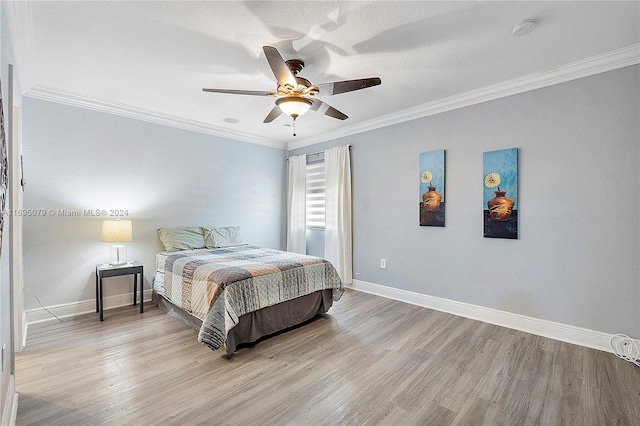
left=288, top=44, right=640, bottom=150
left=21, top=44, right=639, bottom=152
left=24, top=85, right=287, bottom=150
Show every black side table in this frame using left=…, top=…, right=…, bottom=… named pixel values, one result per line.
left=95, top=261, right=144, bottom=321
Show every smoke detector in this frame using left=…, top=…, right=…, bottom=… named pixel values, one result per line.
left=512, top=19, right=536, bottom=36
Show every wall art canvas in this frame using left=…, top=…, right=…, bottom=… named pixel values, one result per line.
left=419, top=149, right=445, bottom=227
left=483, top=148, right=518, bottom=239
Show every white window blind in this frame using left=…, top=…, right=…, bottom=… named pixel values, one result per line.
left=306, top=159, right=325, bottom=229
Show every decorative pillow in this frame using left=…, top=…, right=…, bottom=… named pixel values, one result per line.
left=204, top=226, right=247, bottom=248
left=157, top=226, right=206, bottom=251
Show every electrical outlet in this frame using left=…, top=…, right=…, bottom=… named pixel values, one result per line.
left=380, top=259, right=387, bottom=269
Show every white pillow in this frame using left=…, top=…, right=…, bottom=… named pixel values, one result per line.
left=204, top=226, right=247, bottom=248
left=157, top=226, right=206, bottom=251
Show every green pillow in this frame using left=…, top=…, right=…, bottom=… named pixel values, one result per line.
left=204, top=226, right=247, bottom=248
left=157, top=226, right=206, bottom=251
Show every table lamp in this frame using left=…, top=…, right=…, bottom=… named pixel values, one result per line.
left=101, top=219, right=132, bottom=265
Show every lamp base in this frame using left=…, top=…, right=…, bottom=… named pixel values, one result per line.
left=109, top=244, right=127, bottom=266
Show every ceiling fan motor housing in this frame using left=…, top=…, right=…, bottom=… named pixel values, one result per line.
left=285, top=59, right=305, bottom=75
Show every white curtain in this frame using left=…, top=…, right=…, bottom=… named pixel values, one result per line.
left=324, top=145, right=353, bottom=284
left=286, top=154, right=307, bottom=254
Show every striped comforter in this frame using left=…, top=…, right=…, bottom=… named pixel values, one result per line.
left=154, top=245, right=344, bottom=351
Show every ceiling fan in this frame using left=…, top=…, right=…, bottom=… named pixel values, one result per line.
left=203, top=46, right=381, bottom=135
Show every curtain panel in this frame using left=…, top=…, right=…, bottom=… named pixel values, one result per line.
left=286, top=154, right=307, bottom=254
left=324, top=145, right=353, bottom=284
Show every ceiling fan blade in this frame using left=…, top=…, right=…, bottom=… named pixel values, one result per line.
left=263, top=105, right=283, bottom=123
left=315, top=77, right=381, bottom=95
left=263, top=46, right=297, bottom=89
left=311, top=99, right=348, bottom=120
left=202, top=88, right=277, bottom=97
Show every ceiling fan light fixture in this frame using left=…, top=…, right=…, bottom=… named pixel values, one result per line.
left=276, top=97, right=313, bottom=118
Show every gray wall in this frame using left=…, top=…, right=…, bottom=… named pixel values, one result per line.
left=291, top=65, right=640, bottom=338
left=22, top=98, right=286, bottom=310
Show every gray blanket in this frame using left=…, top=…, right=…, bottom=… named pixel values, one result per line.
left=155, top=245, right=344, bottom=351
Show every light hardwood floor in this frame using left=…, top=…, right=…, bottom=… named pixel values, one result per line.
left=16, top=289, right=640, bottom=425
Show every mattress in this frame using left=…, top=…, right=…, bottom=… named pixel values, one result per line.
left=154, top=245, right=344, bottom=351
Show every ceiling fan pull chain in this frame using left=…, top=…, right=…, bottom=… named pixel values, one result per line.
left=292, top=116, right=297, bottom=137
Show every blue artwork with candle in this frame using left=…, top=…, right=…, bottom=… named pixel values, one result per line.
left=483, top=148, right=518, bottom=239
left=419, top=150, right=445, bottom=227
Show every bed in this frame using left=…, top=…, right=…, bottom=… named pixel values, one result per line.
left=153, top=235, right=344, bottom=355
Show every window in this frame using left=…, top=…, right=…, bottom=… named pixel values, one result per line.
left=305, top=158, right=325, bottom=229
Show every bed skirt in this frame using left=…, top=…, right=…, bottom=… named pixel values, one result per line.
left=154, top=289, right=334, bottom=355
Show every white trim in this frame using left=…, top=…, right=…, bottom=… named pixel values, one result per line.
left=9, top=392, right=18, bottom=426
left=23, top=85, right=286, bottom=150
left=6, top=0, right=639, bottom=153
left=1, top=375, right=17, bottom=426
left=24, top=289, right=153, bottom=326
left=22, top=45, right=640, bottom=152
left=349, top=279, right=623, bottom=354
left=288, top=44, right=640, bottom=150
left=20, top=312, right=26, bottom=352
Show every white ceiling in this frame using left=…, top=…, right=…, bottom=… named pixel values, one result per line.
left=6, top=1, right=640, bottom=150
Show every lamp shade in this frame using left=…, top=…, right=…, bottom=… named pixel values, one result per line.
left=101, top=220, right=132, bottom=242
left=276, top=97, right=312, bottom=117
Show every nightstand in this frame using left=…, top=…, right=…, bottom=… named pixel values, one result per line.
left=95, top=261, right=144, bottom=321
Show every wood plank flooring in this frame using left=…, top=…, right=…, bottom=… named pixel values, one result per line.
left=15, top=289, right=640, bottom=425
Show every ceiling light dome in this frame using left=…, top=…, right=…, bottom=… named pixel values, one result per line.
left=276, top=97, right=313, bottom=118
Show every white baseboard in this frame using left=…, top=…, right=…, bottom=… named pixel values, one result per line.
left=20, top=312, right=27, bottom=351
left=23, top=283, right=628, bottom=354
left=1, top=375, right=17, bottom=426
left=349, top=279, right=620, bottom=354
left=8, top=392, right=18, bottom=426
left=25, top=290, right=153, bottom=326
